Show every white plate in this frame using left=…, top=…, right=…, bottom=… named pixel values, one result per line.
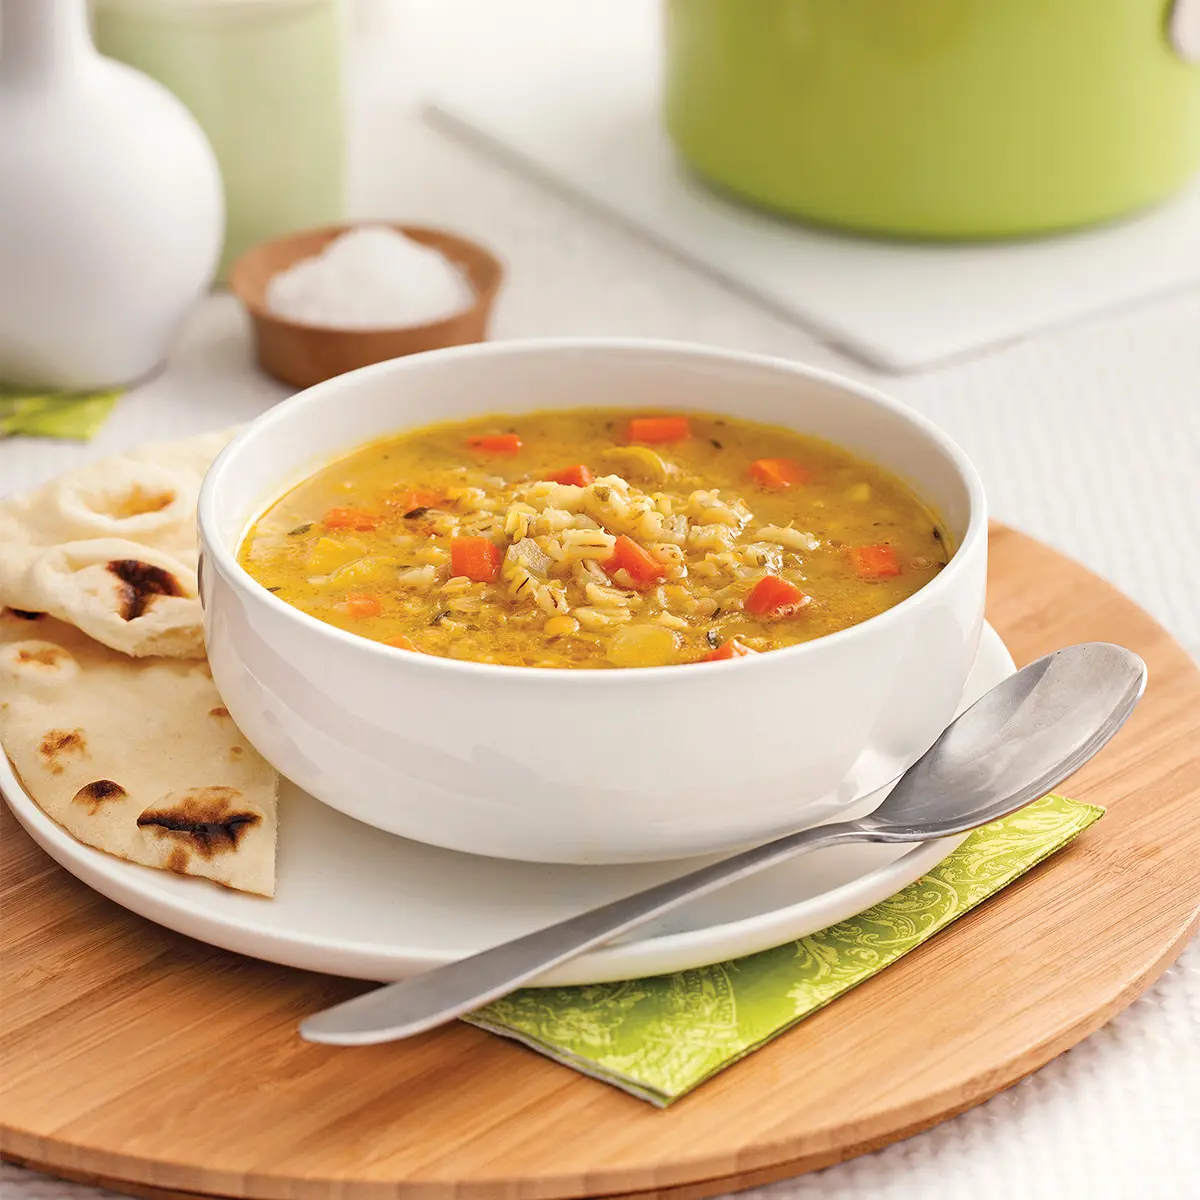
left=1, top=625, right=1012, bottom=986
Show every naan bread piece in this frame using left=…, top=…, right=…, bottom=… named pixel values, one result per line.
left=0, top=538, right=201, bottom=658
left=0, top=609, right=277, bottom=896
left=0, top=429, right=233, bottom=564
left=0, top=428, right=234, bottom=658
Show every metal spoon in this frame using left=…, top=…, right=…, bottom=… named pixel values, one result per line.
left=300, top=642, right=1146, bottom=1046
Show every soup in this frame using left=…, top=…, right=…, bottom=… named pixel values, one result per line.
left=239, top=408, right=949, bottom=668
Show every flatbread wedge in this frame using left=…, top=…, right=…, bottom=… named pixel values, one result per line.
left=0, top=429, right=234, bottom=658
left=0, top=608, right=277, bottom=896
left=0, top=537, right=202, bottom=659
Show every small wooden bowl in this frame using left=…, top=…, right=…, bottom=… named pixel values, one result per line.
left=230, top=223, right=504, bottom=389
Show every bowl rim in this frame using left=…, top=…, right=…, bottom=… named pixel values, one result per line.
left=198, top=337, right=987, bottom=687
left=228, top=221, right=505, bottom=337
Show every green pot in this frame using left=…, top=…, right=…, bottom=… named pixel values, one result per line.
left=664, top=0, right=1200, bottom=238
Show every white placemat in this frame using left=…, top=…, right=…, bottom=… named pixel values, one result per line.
left=426, top=0, right=1200, bottom=373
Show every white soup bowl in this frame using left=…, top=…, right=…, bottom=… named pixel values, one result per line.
left=197, top=339, right=987, bottom=863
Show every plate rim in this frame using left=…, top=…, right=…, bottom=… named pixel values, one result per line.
left=0, top=623, right=1012, bottom=985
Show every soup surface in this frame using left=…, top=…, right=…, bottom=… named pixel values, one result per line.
left=240, top=409, right=949, bottom=668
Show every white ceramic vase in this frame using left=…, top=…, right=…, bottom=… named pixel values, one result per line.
left=0, top=0, right=223, bottom=390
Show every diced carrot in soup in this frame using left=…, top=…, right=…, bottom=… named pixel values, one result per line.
left=851, top=545, right=901, bottom=578
left=343, top=593, right=382, bottom=618
left=546, top=464, right=595, bottom=486
left=603, top=534, right=669, bottom=587
left=745, top=575, right=810, bottom=618
left=394, top=488, right=441, bottom=512
left=626, top=416, right=690, bottom=444
left=466, top=433, right=523, bottom=455
left=323, top=507, right=379, bottom=531
left=451, top=536, right=502, bottom=582
left=749, top=458, right=809, bottom=489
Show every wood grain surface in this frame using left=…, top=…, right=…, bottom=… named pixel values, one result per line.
left=2, top=524, right=1198, bottom=1200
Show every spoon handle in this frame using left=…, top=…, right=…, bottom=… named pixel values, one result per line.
left=300, top=820, right=867, bottom=1045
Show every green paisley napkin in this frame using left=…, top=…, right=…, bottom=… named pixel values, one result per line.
left=0, top=386, right=121, bottom=440
left=465, top=793, right=1102, bottom=1106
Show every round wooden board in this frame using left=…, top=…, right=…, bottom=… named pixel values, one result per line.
left=2, top=524, right=1199, bottom=1200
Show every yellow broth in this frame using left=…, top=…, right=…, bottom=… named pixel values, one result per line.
left=239, top=408, right=950, bottom=668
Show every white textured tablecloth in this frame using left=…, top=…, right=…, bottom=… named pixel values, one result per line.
left=2, top=9, right=1198, bottom=1198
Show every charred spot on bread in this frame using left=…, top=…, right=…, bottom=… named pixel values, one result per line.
left=5, top=608, right=44, bottom=621
left=73, top=779, right=128, bottom=813
left=16, top=645, right=68, bottom=668
left=112, top=483, right=176, bottom=518
left=38, top=728, right=86, bottom=773
left=107, top=559, right=184, bottom=621
left=137, top=786, right=261, bottom=858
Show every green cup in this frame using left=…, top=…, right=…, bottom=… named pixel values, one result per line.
left=664, top=0, right=1200, bottom=238
left=94, top=0, right=345, bottom=282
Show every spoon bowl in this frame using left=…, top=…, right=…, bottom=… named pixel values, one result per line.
left=866, top=642, right=1147, bottom=838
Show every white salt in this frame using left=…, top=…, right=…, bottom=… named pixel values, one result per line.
left=265, top=226, right=475, bottom=329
